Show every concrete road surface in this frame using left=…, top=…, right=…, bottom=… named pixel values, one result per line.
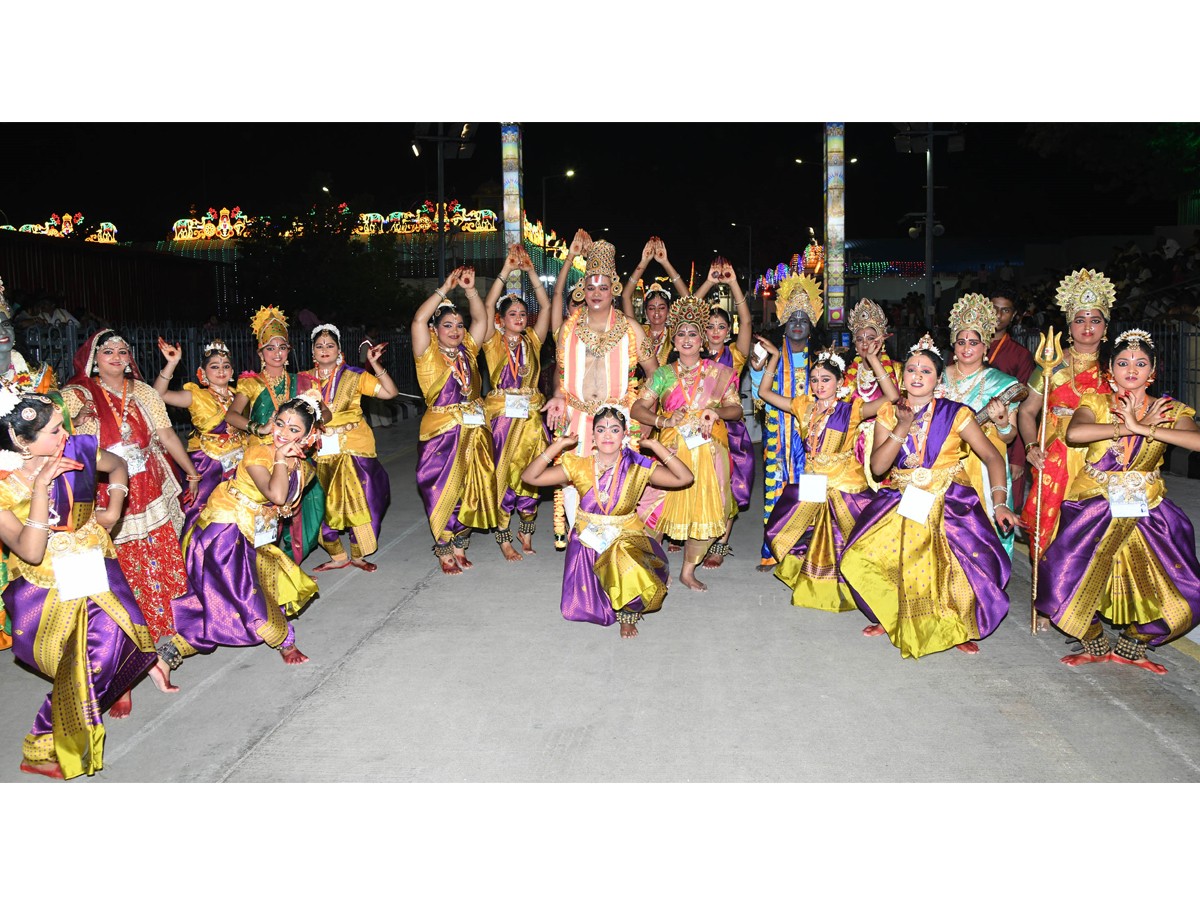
left=4, top=416, right=1200, bottom=783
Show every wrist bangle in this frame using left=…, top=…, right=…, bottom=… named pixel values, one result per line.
left=1149, top=424, right=1159, bottom=441
left=886, top=430, right=904, bottom=445
left=996, top=422, right=1013, bottom=434
left=272, top=460, right=287, bottom=467
left=539, top=452, right=554, bottom=465
left=107, top=483, right=129, bottom=495
left=1024, top=442, right=1038, bottom=453
left=24, top=519, right=50, bottom=531
left=186, top=474, right=203, bottom=482
left=157, top=370, right=170, bottom=380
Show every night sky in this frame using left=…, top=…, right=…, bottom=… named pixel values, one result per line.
left=1, top=121, right=1176, bottom=281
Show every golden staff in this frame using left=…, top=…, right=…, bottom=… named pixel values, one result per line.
left=1030, top=326, right=1064, bottom=634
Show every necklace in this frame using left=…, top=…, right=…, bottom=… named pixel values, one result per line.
left=593, top=455, right=618, bottom=511
left=97, top=378, right=134, bottom=441
left=805, top=398, right=837, bottom=454
left=505, top=332, right=529, bottom=380
left=902, top=400, right=935, bottom=468
left=439, top=344, right=470, bottom=390
left=575, top=309, right=628, bottom=358
left=675, top=360, right=706, bottom=410
left=1111, top=396, right=1150, bottom=467
left=943, top=363, right=986, bottom=403
left=261, top=369, right=288, bottom=412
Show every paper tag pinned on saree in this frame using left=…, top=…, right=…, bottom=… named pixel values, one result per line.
left=462, top=404, right=485, bottom=427
left=796, top=473, right=828, bottom=503
left=579, top=523, right=620, bottom=553
left=317, top=433, right=341, bottom=457
left=898, top=485, right=936, bottom=524
left=53, top=547, right=109, bottom=601
left=253, top=513, right=280, bottom=548
left=504, top=394, right=530, bottom=419
left=106, top=441, right=146, bottom=476
left=680, top=425, right=711, bottom=450
left=218, top=448, right=245, bottom=472
left=1108, top=481, right=1149, bottom=518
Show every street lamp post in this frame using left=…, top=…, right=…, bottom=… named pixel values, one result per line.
left=541, top=169, right=575, bottom=280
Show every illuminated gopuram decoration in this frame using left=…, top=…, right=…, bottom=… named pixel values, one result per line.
left=500, top=123, right=525, bottom=300
left=824, top=123, right=846, bottom=327
left=3, top=212, right=118, bottom=243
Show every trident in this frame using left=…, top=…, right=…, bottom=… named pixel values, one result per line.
left=1030, top=326, right=1064, bottom=634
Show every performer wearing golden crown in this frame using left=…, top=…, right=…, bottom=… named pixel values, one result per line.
left=749, top=274, right=820, bottom=569
left=545, top=239, right=652, bottom=545
left=842, top=298, right=902, bottom=491
left=631, top=295, right=743, bottom=591
left=1016, top=270, right=1115, bottom=562
left=1036, top=330, right=1200, bottom=672
left=936, top=293, right=1023, bottom=557
left=226, top=305, right=327, bottom=563
left=412, top=267, right=498, bottom=574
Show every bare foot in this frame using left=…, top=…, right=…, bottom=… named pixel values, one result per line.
left=620, top=622, right=639, bottom=639
left=668, top=543, right=681, bottom=553
left=280, top=645, right=309, bottom=665
left=701, top=553, right=724, bottom=569
left=109, top=689, right=132, bottom=719
left=499, top=541, right=523, bottom=562
left=518, top=533, right=536, bottom=555
left=956, top=641, right=980, bottom=654
left=1060, top=651, right=1110, bottom=667
left=1110, top=653, right=1168, bottom=674
left=439, top=555, right=462, bottom=576
left=455, top=551, right=473, bottom=570
left=862, top=624, right=886, bottom=637
left=680, top=572, right=708, bottom=592
left=348, top=558, right=377, bottom=572
left=19, top=760, right=64, bottom=780
left=149, top=658, right=180, bottom=693
left=314, top=557, right=351, bottom=572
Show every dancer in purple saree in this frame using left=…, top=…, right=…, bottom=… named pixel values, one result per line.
left=0, top=392, right=170, bottom=779
left=521, top=407, right=693, bottom=638
left=481, top=244, right=552, bottom=560
left=840, top=335, right=1020, bottom=658
left=412, top=267, right=498, bottom=575
left=756, top=342, right=897, bottom=612
left=1036, top=331, right=1200, bottom=673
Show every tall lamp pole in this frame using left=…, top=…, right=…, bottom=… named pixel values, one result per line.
left=541, top=169, right=575, bottom=280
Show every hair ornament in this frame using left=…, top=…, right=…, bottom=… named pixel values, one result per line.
left=571, top=241, right=624, bottom=303
left=311, top=323, right=341, bottom=342
left=643, top=282, right=671, bottom=302
left=250, top=305, right=290, bottom=347
left=948, top=292, right=999, bottom=345
left=293, top=389, right=322, bottom=417
left=1055, top=269, right=1116, bottom=322
left=20, top=407, right=37, bottom=421
left=0, top=383, right=23, bottom=419
left=202, top=340, right=231, bottom=356
left=774, top=274, right=823, bottom=324
left=815, top=346, right=847, bottom=374
left=1114, top=328, right=1154, bottom=350
left=846, top=297, right=888, bottom=337
left=666, top=295, right=711, bottom=332
left=835, top=384, right=853, bottom=400
left=908, top=332, right=942, bottom=358
left=0, top=449, right=22, bottom=471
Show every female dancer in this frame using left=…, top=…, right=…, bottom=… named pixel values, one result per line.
left=1017, top=269, right=1114, bottom=557
left=413, top=267, right=498, bottom=573
left=153, top=337, right=245, bottom=537
left=840, top=335, right=1021, bottom=658
left=1036, top=331, right=1200, bottom=672
left=481, top=245, right=552, bottom=560
left=298, top=323, right=398, bottom=573
left=937, top=293, right=1023, bottom=556
left=631, top=296, right=744, bottom=591
left=0, top=390, right=168, bottom=779
left=62, top=330, right=198, bottom=664
left=621, top=237, right=688, bottom=372
left=159, top=395, right=321, bottom=672
left=757, top=341, right=898, bottom=611
left=226, top=306, right=326, bottom=562
left=842, top=298, right=902, bottom=490
left=694, top=257, right=754, bottom=566
left=520, top=406, right=693, bottom=638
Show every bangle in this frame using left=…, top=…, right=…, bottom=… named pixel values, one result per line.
left=107, top=483, right=129, bottom=495
left=539, top=452, right=554, bottom=465
left=671, top=274, right=683, bottom=284
left=1024, top=441, right=1038, bottom=453
left=186, top=474, right=203, bottom=482
left=1149, top=424, right=1159, bottom=441
left=886, top=430, right=904, bottom=445
left=272, top=460, right=287, bottom=467
left=24, top=519, right=50, bottom=531
left=989, top=486, right=1007, bottom=495
left=996, top=422, right=1013, bottom=435
left=156, top=370, right=170, bottom=381
left=1113, top=420, right=1121, bottom=442
left=434, top=288, right=447, bottom=301
left=655, top=415, right=663, bottom=429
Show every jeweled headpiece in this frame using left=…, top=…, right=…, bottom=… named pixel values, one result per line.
left=571, top=240, right=624, bottom=303
left=908, top=332, right=942, bottom=359
left=293, top=389, right=322, bottom=418
left=814, top=345, right=847, bottom=374
left=775, top=274, right=823, bottom=324
left=0, top=275, right=10, bottom=319
left=311, top=323, right=341, bottom=343
left=948, top=292, right=999, bottom=344
left=846, top=297, right=888, bottom=337
left=643, top=282, right=671, bottom=302
left=1114, top=328, right=1154, bottom=350
left=202, top=339, right=231, bottom=356
left=1055, top=269, right=1116, bottom=321
left=250, top=305, right=289, bottom=347
left=666, top=295, right=710, bottom=332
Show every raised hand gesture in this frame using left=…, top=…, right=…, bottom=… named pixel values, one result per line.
left=459, top=266, right=477, bottom=292
left=157, top=336, right=182, bottom=366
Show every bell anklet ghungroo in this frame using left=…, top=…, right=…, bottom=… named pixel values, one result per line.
left=495, top=528, right=514, bottom=545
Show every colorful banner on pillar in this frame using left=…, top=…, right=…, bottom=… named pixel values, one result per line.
left=824, top=123, right=845, bottom=326
left=500, top=123, right=526, bottom=303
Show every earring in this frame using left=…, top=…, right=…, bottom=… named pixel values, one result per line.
left=336, top=352, right=344, bottom=367
left=124, top=363, right=132, bottom=374
left=16, top=441, right=31, bottom=460
left=1101, top=333, right=1108, bottom=343
left=197, top=367, right=209, bottom=386
left=1148, top=375, right=1156, bottom=384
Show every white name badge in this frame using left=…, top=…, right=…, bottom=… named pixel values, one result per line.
left=504, top=394, right=530, bottom=419
left=253, top=513, right=280, bottom=548
left=462, top=405, right=486, bottom=427
left=219, top=448, right=245, bottom=472
left=107, top=441, right=146, bottom=476
left=683, top=431, right=711, bottom=450
left=53, top=548, right=110, bottom=601
left=317, top=433, right=341, bottom=457
left=796, top=473, right=828, bottom=503
left=1108, top=482, right=1149, bottom=518
left=898, top=484, right=936, bottom=524
left=579, top=523, right=620, bottom=554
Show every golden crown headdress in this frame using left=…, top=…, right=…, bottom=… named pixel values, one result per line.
left=666, top=295, right=711, bottom=332
left=775, top=274, right=823, bottom=324
left=948, top=292, right=999, bottom=345
left=571, top=240, right=623, bottom=302
left=1114, top=328, right=1154, bottom=350
left=250, top=305, right=289, bottom=347
left=1055, top=269, right=1116, bottom=321
left=846, top=297, right=888, bottom=337
left=908, top=332, right=942, bottom=359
